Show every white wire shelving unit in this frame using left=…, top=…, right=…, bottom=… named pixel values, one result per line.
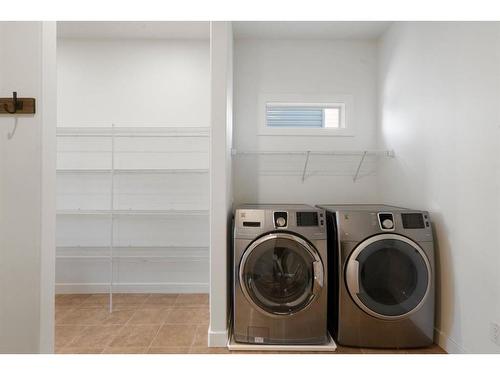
left=56, top=124, right=210, bottom=310
left=231, top=149, right=395, bottom=182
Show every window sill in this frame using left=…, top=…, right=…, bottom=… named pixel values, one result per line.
left=258, top=128, right=355, bottom=137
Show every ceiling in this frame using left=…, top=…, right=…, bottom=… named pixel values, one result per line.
left=57, top=21, right=210, bottom=39
left=233, top=21, right=392, bottom=40
left=57, top=21, right=392, bottom=41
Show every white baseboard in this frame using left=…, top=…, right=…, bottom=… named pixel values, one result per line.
left=435, top=327, right=466, bottom=354
left=208, top=326, right=228, bottom=347
left=56, top=282, right=209, bottom=294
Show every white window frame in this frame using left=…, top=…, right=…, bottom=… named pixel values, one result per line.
left=258, top=93, right=355, bottom=137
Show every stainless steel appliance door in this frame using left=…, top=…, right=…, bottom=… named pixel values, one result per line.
left=239, top=233, right=323, bottom=316
left=345, top=234, right=431, bottom=320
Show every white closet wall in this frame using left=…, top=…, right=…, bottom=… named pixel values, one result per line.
left=56, top=38, right=210, bottom=293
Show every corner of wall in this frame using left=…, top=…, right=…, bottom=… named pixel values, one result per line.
left=209, top=21, right=234, bottom=348
left=39, top=20, right=57, bottom=354
left=435, top=328, right=466, bottom=354
left=208, top=326, right=229, bottom=348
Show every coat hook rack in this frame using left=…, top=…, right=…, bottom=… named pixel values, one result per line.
left=0, top=92, right=36, bottom=115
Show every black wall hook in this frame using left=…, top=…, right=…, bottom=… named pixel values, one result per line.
left=3, top=92, right=20, bottom=114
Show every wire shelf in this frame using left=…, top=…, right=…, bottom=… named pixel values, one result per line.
left=56, top=168, right=209, bottom=174
left=232, top=148, right=395, bottom=182
left=56, top=209, right=209, bottom=216
left=56, top=126, right=210, bottom=138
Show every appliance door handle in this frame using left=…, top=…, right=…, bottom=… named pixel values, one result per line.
left=346, top=259, right=360, bottom=294
left=312, top=260, right=324, bottom=296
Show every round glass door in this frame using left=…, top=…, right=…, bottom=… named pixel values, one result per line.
left=345, top=234, right=431, bottom=320
left=239, top=233, right=323, bottom=316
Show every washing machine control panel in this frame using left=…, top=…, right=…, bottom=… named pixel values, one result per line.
left=235, top=206, right=326, bottom=240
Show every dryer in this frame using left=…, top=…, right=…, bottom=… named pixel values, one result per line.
left=317, top=204, right=435, bottom=348
left=233, top=205, right=328, bottom=345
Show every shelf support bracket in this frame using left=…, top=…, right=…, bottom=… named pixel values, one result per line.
left=353, top=151, right=368, bottom=182
left=301, top=151, right=311, bottom=182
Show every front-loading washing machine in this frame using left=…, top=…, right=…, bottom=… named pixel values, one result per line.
left=317, top=204, right=435, bottom=348
left=233, top=204, right=328, bottom=345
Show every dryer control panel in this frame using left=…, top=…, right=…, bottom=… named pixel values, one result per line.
left=321, top=205, right=433, bottom=242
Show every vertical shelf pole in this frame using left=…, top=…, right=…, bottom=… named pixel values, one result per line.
left=109, top=123, right=115, bottom=313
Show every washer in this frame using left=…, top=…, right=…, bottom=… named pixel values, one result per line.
left=317, top=204, right=435, bottom=348
left=233, top=204, right=328, bottom=345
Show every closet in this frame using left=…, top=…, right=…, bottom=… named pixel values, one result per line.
left=55, top=22, right=210, bottom=305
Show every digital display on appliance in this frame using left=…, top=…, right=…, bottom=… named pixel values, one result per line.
left=401, top=213, right=425, bottom=229
left=296, top=212, right=319, bottom=226
left=242, top=221, right=261, bottom=227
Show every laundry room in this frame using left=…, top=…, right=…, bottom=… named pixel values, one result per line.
left=1, top=16, right=500, bottom=360
left=211, top=21, right=500, bottom=355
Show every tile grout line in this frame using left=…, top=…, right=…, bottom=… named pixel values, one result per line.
left=188, top=323, right=199, bottom=353
left=145, top=323, right=164, bottom=353
left=60, top=325, right=90, bottom=350
left=57, top=294, right=135, bottom=353
left=101, top=294, right=152, bottom=353
left=56, top=295, right=96, bottom=350
left=145, top=294, right=179, bottom=353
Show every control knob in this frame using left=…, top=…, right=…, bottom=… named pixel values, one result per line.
left=276, top=217, right=286, bottom=227
left=382, top=219, right=394, bottom=229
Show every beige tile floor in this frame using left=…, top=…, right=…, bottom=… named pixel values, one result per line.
left=55, top=294, right=446, bottom=354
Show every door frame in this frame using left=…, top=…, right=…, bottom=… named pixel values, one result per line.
left=40, top=21, right=57, bottom=353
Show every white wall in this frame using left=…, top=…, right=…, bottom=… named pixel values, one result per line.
left=56, top=37, right=210, bottom=293
left=378, top=22, right=500, bottom=353
left=233, top=39, right=380, bottom=205
left=0, top=21, right=56, bottom=353
left=57, top=38, right=209, bottom=125
left=209, top=21, right=233, bottom=347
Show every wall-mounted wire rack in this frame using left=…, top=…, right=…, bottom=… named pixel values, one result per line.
left=231, top=149, right=395, bottom=182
